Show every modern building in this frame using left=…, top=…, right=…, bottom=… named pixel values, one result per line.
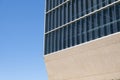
left=44, top=0, right=120, bottom=80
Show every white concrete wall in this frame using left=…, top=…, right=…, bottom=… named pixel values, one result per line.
left=45, top=32, right=120, bottom=80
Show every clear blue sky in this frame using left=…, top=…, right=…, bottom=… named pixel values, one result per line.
left=0, top=0, right=48, bottom=80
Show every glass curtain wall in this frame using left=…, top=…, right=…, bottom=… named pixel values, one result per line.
left=45, top=0, right=120, bottom=55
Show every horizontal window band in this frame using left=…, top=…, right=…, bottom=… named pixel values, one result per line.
left=44, top=18, right=120, bottom=55
left=46, top=0, right=70, bottom=14
left=45, top=0, right=120, bottom=35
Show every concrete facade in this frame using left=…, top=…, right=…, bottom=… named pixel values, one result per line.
left=45, top=32, right=120, bottom=80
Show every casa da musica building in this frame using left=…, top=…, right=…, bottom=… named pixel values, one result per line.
left=44, top=0, right=120, bottom=80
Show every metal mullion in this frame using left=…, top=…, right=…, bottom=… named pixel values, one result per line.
left=72, top=0, right=75, bottom=20
left=50, top=32, right=53, bottom=53
left=118, top=4, right=120, bottom=31
left=45, top=14, right=48, bottom=32
left=53, top=11, right=55, bottom=29
left=93, top=0, right=97, bottom=11
left=92, top=14, right=95, bottom=39
left=49, top=0, right=52, bottom=10
left=51, top=0, right=53, bottom=9
left=63, top=27, right=66, bottom=49
left=88, top=0, right=92, bottom=13
left=91, top=0, right=94, bottom=11
left=86, top=0, right=89, bottom=14
left=81, top=0, right=84, bottom=16
left=84, top=18, right=87, bottom=42
left=58, top=0, right=60, bottom=5
left=54, top=31, right=56, bottom=52
left=62, top=5, right=64, bottom=25
left=52, top=32, right=54, bottom=52
left=54, top=10, right=56, bottom=28
left=74, top=0, right=77, bottom=19
left=76, top=0, right=79, bottom=18
left=106, top=7, right=111, bottom=34
left=66, top=26, right=68, bottom=48
left=61, top=28, right=64, bottom=49
left=109, top=6, right=114, bottom=33
left=66, top=2, right=68, bottom=23
left=47, top=14, right=49, bottom=32
left=48, top=13, right=50, bottom=31
left=60, top=29, right=62, bottom=50
left=53, top=0, right=55, bottom=8
left=55, top=0, right=57, bottom=6
left=59, top=29, right=62, bottom=50
left=51, top=12, right=53, bottom=30
left=76, top=21, right=79, bottom=44
left=60, top=0, right=63, bottom=4
left=99, top=0, right=103, bottom=8
left=60, top=6, right=62, bottom=26
left=74, top=22, right=77, bottom=45
left=46, top=0, right=48, bottom=11
left=49, top=33, right=51, bottom=53
left=89, top=15, right=93, bottom=40
left=100, top=10, right=105, bottom=37
left=68, top=2, right=70, bottom=22
left=80, top=20, right=82, bottom=44
left=78, top=0, right=81, bottom=17
left=68, top=25, right=70, bottom=47
left=116, top=4, right=120, bottom=31
left=48, top=0, right=50, bottom=11
left=94, top=13, right=99, bottom=38
left=70, top=1, right=72, bottom=21
left=70, top=24, right=72, bottom=47
left=72, top=23, right=75, bottom=46
left=111, top=5, right=115, bottom=32
left=63, top=4, right=66, bottom=24
left=104, top=9, right=107, bottom=36
left=56, top=9, right=58, bottom=28
left=81, top=19, right=84, bottom=43
left=87, top=16, right=91, bottom=41
left=58, top=7, right=60, bottom=27
left=55, top=30, right=58, bottom=51
left=44, top=34, right=47, bottom=54
left=46, top=34, right=49, bottom=54
left=49, top=13, right=51, bottom=31
left=74, top=0, right=77, bottom=45
left=47, top=34, right=50, bottom=54
left=57, top=29, right=60, bottom=51
left=86, top=17, right=89, bottom=41
left=113, top=5, right=118, bottom=32
left=97, top=0, right=99, bottom=9
left=63, top=5, right=66, bottom=25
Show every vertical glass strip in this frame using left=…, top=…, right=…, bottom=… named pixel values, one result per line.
left=66, top=26, right=68, bottom=48
left=70, top=1, right=72, bottom=21
left=89, top=15, right=93, bottom=40
left=83, top=18, right=87, bottom=42
left=94, top=13, right=99, bottom=39
left=66, top=2, right=68, bottom=23
left=74, top=22, right=77, bottom=45
left=100, top=10, right=105, bottom=37
left=112, top=5, right=118, bottom=32
left=83, top=0, right=86, bottom=15
left=70, top=24, right=72, bottom=46
left=54, top=31, right=57, bottom=52
left=78, top=0, right=81, bottom=17
left=106, top=8, right=111, bottom=35
left=63, top=27, right=66, bottom=49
